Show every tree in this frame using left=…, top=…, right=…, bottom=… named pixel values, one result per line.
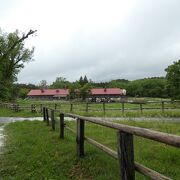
left=0, top=29, right=37, bottom=100
left=39, top=80, right=48, bottom=89
left=79, top=76, right=84, bottom=86
left=165, top=60, right=180, bottom=100
left=79, top=83, right=92, bottom=100
left=83, top=75, right=88, bottom=84
left=50, top=77, right=70, bottom=89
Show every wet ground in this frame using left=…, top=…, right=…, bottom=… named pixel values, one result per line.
left=0, top=116, right=179, bottom=153
left=0, top=117, right=43, bottom=123
left=0, top=116, right=180, bottom=124
left=0, top=125, right=6, bottom=152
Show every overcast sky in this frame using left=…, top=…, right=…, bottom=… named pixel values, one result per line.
left=1, top=0, right=180, bottom=84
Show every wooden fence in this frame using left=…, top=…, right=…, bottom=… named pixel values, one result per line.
left=42, top=107, right=180, bottom=180
left=0, top=100, right=180, bottom=114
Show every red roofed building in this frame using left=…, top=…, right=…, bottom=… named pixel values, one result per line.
left=27, top=89, right=69, bottom=100
left=89, top=88, right=126, bottom=101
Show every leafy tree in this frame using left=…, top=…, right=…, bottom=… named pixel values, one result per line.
left=50, top=77, right=70, bottom=89
left=0, top=29, right=36, bottom=100
left=69, top=82, right=81, bottom=99
left=165, top=60, right=180, bottom=100
left=79, top=83, right=92, bottom=100
left=126, top=77, right=167, bottom=98
left=39, top=80, right=48, bottom=89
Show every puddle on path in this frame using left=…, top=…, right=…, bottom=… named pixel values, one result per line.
left=0, top=125, right=5, bottom=150
left=0, top=117, right=43, bottom=123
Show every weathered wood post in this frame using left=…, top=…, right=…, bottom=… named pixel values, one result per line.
left=40, top=104, right=42, bottom=113
left=76, top=118, right=85, bottom=157
left=140, top=103, right=143, bottom=113
left=122, top=102, right=125, bottom=115
left=16, top=104, right=20, bottom=112
left=51, top=109, right=55, bottom=130
left=60, top=113, right=65, bottom=139
left=31, top=104, right=36, bottom=113
left=14, top=104, right=19, bottom=112
left=117, top=131, right=135, bottom=180
left=161, top=101, right=164, bottom=113
left=86, top=103, right=88, bottom=112
left=70, top=103, right=73, bottom=112
left=46, top=108, right=49, bottom=126
left=13, top=104, right=16, bottom=112
left=43, top=107, right=46, bottom=121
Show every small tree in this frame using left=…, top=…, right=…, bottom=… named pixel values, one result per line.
left=0, top=29, right=37, bottom=100
left=79, top=83, right=92, bottom=101
left=79, top=76, right=84, bottom=86
left=165, top=60, right=180, bottom=100
left=39, top=80, right=48, bottom=89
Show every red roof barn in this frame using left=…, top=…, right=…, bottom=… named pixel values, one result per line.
left=27, top=89, right=69, bottom=100
left=89, top=88, right=126, bottom=100
left=91, top=88, right=124, bottom=96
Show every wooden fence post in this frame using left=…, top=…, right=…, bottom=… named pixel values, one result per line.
left=60, top=113, right=64, bottom=139
left=140, top=104, right=143, bottom=113
left=14, top=104, right=19, bottom=112
left=46, top=108, right=49, bottom=126
left=122, top=102, right=125, bottom=115
left=31, top=104, right=36, bottom=113
left=70, top=103, right=73, bottom=112
left=76, top=118, right=85, bottom=157
left=40, top=104, right=43, bottom=113
left=13, top=104, right=16, bottom=112
left=16, top=104, right=20, bottom=112
left=117, top=131, right=135, bottom=180
left=55, top=103, right=57, bottom=110
left=161, top=101, right=164, bottom=113
left=43, top=107, right=46, bottom=121
left=86, top=103, right=89, bottom=112
left=51, top=110, right=55, bottom=130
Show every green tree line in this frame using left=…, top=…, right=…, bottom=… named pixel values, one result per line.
left=14, top=60, right=180, bottom=100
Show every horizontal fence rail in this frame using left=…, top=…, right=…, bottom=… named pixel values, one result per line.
left=42, top=107, right=180, bottom=180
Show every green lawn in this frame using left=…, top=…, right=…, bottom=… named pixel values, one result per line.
left=0, top=107, right=41, bottom=117
left=0, top=119, right=179, bottom=179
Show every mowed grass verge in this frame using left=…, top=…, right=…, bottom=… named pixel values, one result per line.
left=0, top=120, right=180, bottom=179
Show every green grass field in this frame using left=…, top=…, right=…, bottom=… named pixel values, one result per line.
left=0, top=119, right=179, bottom=179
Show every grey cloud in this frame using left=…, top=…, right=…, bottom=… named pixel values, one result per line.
left=18, top=0, right=180, bottom=84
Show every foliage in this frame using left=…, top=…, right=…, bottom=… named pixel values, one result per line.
left=165, top=60, right=180, bottom=100
left=126, top=77, right=168, bottom=97
left=79, top=83, right=92, bottom=100
left=50, top=77, right=71, bottom=89
left=39, top=80, right=48, bottom=89
left=0, top=29, right=36, bottom=100
left=78, top=75, right=88, bottom=86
